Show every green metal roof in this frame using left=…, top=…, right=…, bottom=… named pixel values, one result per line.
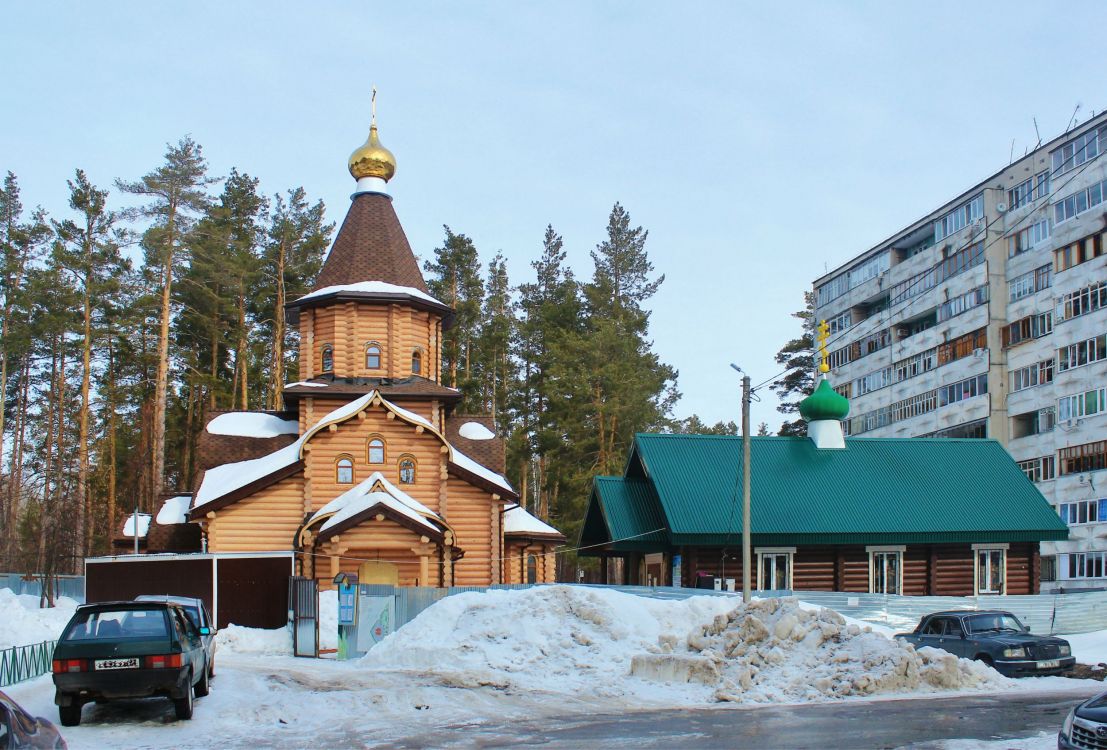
left=594, top=434, right=1069, bottom=547
left=579, top=477, right=669, bottom=552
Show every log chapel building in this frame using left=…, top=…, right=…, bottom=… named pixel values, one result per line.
left=139, top=111, right=564, bottom=588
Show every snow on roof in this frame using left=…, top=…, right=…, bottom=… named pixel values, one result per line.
left=459, top=421, right=496, bottom=441
left=309, top=472, right=441, bottom=534
left=450, top=447, right=514, bottom=494
left=296, top=281, right=445, bottom=307
left=123, top=513, right=152, bottom=538
left=285, top=381, right=328, bottom=388
left=207, top=412, right=299, bottom=438
left=385, top=399, right=435, bottom=431
left=156, top=496, right=192, bottom=525
left=504, top=506, right=562, bottom=537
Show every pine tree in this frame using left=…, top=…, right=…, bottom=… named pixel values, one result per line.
left=476, top=253, right=514, bottom=429
left=51, top=170, right=126, bottom=555
left=424, top=226, right=484, bottom=408
left=669, top=416, right=739, bottom=435
left=770, top=291, right=816, bottom=436
left=116, top=137, right=214, bottom=504
left=258, top=188, right=331, bottom=409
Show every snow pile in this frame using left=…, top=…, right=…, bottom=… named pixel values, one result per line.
left=0, top=588, right=78, bottom=649
left=215, top=623, right=293, bottom=655
left=207, top=412, right=299, bottom=438
left=458, top=421, right=496, bottom=440
left=634, top=597, right=1007, bottom=702
left=362, top=585, right=735, bottom=695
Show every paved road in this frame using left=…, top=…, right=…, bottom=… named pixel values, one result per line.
left=374, top=688, right=1101, bottom=749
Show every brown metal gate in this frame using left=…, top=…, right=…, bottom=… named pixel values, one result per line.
left=288, top=576, right=318, bottom=658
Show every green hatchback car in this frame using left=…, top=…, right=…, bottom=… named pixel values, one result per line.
left=51, top=601, right=210, bottom=726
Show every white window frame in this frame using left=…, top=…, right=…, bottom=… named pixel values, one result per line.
left=866, top=545, right=905, bottom=595
left=972, top=543, right=1007, bottom=595
left=754, top=547, right=795, bottom=591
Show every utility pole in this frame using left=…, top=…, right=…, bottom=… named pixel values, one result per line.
left=741, top=374, right=752, bottom=603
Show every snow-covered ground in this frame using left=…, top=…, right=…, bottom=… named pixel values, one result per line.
left=2, top=585, right=1103, bottom=749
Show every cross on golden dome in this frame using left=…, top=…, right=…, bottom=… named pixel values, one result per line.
left=817, top=319, right=830, bottom=374
left=349, top=86, right=397, bottom=182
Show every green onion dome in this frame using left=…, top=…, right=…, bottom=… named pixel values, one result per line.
left=799, top=377, right=850, bottom=421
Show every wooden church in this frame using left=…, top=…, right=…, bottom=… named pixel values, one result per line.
left=138, top=108, right=564, bottom=589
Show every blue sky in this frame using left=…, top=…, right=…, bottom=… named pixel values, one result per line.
left=4, top=2, right=1107, bottom=427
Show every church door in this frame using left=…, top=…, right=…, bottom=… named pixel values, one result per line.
left=358, top=561, right=399, bottom=585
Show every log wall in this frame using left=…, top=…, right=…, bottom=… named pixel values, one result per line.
left=503, top=541, right=557, bottom=584
left=447, top=477, right=499, bottom=586
left=316, top=520, right=440, bottom=589
left=207, top=474, right=305, bottom=552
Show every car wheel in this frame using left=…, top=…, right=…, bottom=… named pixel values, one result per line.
left=174, top=675, right=194, bottom=720
left=59, top=704, right=82, bottom=727
left=209, top=657, right=215, bottom=679
left=975, top=654, right=994, bottom=667
left=195, top=664, right=210, bottom=698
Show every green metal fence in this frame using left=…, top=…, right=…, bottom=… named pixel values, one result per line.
left=0, top=640, right=56, bottom=687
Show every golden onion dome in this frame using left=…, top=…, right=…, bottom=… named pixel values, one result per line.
left=348, top=123, right=396, bottom=182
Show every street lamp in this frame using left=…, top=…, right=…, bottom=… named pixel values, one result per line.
left=730, top=364, right=752, bottom=603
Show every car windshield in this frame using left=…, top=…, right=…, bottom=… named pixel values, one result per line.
left=64, top=608, right=169, bottom=640
left=965, top=614, right=1023, bottom=634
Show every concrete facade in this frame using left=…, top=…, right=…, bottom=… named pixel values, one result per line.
left=813, top=112, right=1107, bottom=594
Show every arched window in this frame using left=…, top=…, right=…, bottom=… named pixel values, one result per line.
left=336, top=456, right=354, bottom=484
left=367, top=436, right=385, bottom=464
left=321, top=345, right=334, bottom=373
left=365, top=343, right=381, bottom=370
left=411, top=349, right=423, bottom=375
left=398, top=455, right=416, bottom=484
left=526, top=554, right=538, bottom=584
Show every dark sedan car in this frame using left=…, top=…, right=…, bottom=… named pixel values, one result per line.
left=895, top=610, right=1074, bottom=677
left=134, top=595, right=216, bottom=677
left=51, top=601, right=210, bottom=726
left=1059, top=690, right=1107, bottom=749
left=0, top=691, right=66, bottom=749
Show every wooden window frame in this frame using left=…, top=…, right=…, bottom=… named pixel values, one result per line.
left=321, top=344, right=334, bottom=373
left=398, top=454, right=417, bottom=485
left=365, top=342, right=382, bottom=370
left=367, top=435, right=386, bottom=465
left=336, top=455, right=355, bottom=485
left=411, top=348, right=424, bottom=375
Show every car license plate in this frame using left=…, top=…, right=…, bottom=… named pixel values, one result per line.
left=94, top=657, right=139, bottom=670
left=1038, top=659, right=1060, bottom=669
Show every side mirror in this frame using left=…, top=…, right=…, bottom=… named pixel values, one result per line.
left=199, top=627, right=211, bottom=636
left=1022, top=625, right=1030, bottom=633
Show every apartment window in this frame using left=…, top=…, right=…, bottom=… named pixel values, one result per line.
left=398, top=455, right=417, bottom=484
left=1059, top=440, right=1107, bottom=475
left=934, top=194, right=984, bottom=243
left=1063, top=552, right=1107, bottom=580
left=1059, top=280, right=1107, bottom=322
left=1011, top=407, right=1055, bottom=438
left=890, top=242, right=985, bottom=307
left=1018, top=456, right=1056, bottom=482
left=855, top=366, right=894, bottom=396
left=1011, top=358, right=1053, bottom=392
left=1042, top=556, right=1058, bottom=583
left=320, top=345, right=334, bottom=373
left=1051, top=126, right=1105, bottom=176
left=868, top=547, right=903, bottom=595
left=892, top=389, right=938, bottom=423
left=367, top=436, right=385, bottom=464
left=815, top=252, right=890, bottom=307
left=927, top=419, right=987, bottom=439
left=937, top=327, right=988, bottom=365
left=1054, top=231, right=1105, bottom=272
left=1059, top=387, right=1107, bottom=422
left=336, top=456, right=354, bottom=485
left=975, top=547, right=1006, bottom=595
left=1054, top=179, right=1107, bottom=224
left=1008, top=219, right=1051, bottom=258
left=1058, top=499, right=1107, bottom=526
left=1057, top=333, right=1107, bottom=372
left=365, top=343, right=382, bottom=369
left=756, top=548, right=795, bottom=591
left=1008, top=171, right=1050, bottom=209
left=938, top=373, right=988, bottom=407
left=827, top=310, right=852, bottom=335
left=1008, top=265, right=1052, bottom=302
left=833, top=383, right=852, bottom=398
left=938, top=285, right=988, bottom=321
left=1002, top=312, right=1052, bottom=348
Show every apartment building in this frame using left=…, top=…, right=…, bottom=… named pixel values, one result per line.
left=813, top=111, right=1107, bottom=594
